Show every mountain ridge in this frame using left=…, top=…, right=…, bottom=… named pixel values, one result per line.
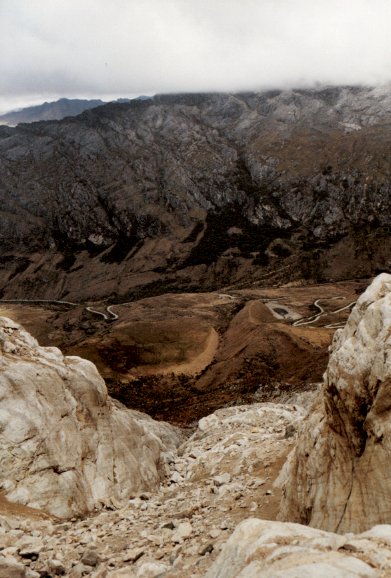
left=0, top=97, right=107, bottom=126
left=0, top=96, right=150, bottom=126
left=0, top=86, right=390, bottom=300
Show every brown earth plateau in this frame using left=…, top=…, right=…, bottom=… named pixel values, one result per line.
left=0, top=277, right=367, bottom=425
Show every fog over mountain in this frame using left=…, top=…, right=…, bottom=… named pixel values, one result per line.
left=1, top=0, right=391, bottom=113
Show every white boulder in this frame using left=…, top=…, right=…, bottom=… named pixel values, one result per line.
left=206, top=518, right=385, bottom=578
left=0, top=317, right=180, bottom=518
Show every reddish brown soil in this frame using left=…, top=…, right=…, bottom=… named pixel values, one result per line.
left=0, top=493, right=54, bottom=521
left=0, top=279, right=368, bottom=425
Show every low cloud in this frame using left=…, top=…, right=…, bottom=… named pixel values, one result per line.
left=1, top=0, right=391, bottom=112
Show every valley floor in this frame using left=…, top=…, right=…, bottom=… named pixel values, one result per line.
left=0, top=278, right=366, bottom=425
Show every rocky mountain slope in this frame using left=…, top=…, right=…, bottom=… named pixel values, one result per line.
left=0, top=401, right=307, bottom=577
left=0, top=98, right=105, bottom=126
left=0, top=86, right=390, bottom=300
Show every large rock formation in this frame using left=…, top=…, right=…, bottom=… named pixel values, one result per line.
left=206, top=518, right=388, bottom=578
left=0, top=316, right=180, bottom=518
left=3, top=391, right=391, bottom=576
left=0, top=87, right=390, bottom=300
left=279, top=273, right=391, bottom=533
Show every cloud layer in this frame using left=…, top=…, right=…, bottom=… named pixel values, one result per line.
left=1, top=0, right=391, bottom=112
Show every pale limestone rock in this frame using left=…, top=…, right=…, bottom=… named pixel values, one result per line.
left=136, top=562, right=169, bottom=577
left=107, top=570, right=136, bottom=578
left=171, top=521, right=192, bottom=543
left=170, top=472, right=183, bottom=484
left=279, top=273, right=391, bottom=533
left=206, top=518, right=380, bottom=578
left=236, top=558, right=377, bottom=578
left=0, top=317, right=181, bottom=519
left=213, top=473, right=231, bottom=486
left=180, top=402, right=305, bottom=483
left=0, top=558, right=27, bottom=578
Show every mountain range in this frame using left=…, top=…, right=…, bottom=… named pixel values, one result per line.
left=0, top=98, right=106, bottom=126
left=0, top=86, right=390, bottom=301
left=0, top=96, right=152, bottom=126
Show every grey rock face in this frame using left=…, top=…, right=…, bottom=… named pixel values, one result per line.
left=0, top=87, right=390, bottom=299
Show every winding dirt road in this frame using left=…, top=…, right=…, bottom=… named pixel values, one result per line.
left=0, top=293, right=356, bottom=329
left=0, top=299, right=119, bottom=321
left=292, top=297, right=356, bottom=328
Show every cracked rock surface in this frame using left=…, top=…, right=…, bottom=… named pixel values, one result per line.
left=279, top=273, right=391, bottom=533
left=206, top=519, right=391, bottom=578
left=0, top=316, right=181, bottom=518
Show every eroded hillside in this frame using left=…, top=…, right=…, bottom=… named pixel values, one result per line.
left=0, top=86, right=390, bottom=300
left=0, top=279, right=364, bottom=424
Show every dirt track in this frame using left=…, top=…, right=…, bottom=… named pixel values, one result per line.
left=0, top=278, right=368, bottom=424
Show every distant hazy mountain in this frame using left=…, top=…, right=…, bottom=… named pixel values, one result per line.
left=0, top=98, right=106, bottom=125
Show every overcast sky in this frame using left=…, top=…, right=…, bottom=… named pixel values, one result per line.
left=1, top=0, right=391, bottom=113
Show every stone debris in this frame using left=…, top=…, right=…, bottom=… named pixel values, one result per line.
left=0, top=401, right=304, bottom=577
left=171, top=522, right=193, bottom=543
left=16, top=537, right=43, bottom=560
left=213, top=474, right=231, bottom=487
left=2, top=398, right=391, bottom=577
left=136, top=562, right=170, bottom=577
left=81, top=548, right=100, bottom=567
